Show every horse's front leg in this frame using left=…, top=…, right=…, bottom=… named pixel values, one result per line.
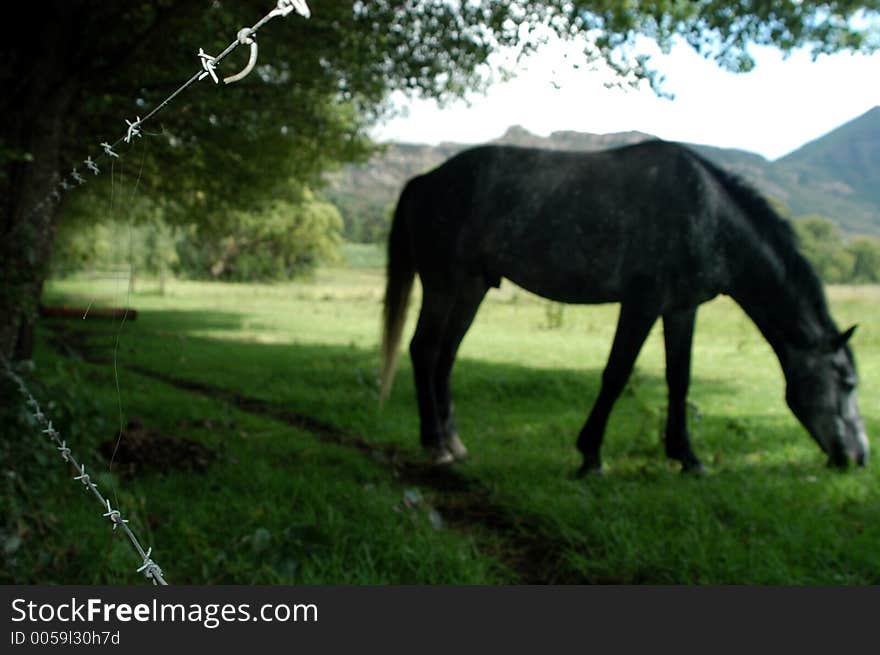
left=662, top=308, right=704, bottom=473
left=576, top=302, right=658, bottom=476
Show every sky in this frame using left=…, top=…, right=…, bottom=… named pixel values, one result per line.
left=370, top=35, right=880, bottom=161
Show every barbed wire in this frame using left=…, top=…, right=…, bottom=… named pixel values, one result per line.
left=2, top=356, right=168, bottom=585
left=5, top=0, right=312, bottom=585
left=27, top=0, right=311, bottom=219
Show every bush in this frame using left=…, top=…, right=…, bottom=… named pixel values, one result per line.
left=793, top=215, right=880, bottom=284
left=175, top=189, right=343, bottom=282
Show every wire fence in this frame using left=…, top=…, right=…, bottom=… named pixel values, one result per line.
left=29, top=0, right=311, bottom=220
left=7, top=0, right=312, bottom=584
left=2, top=356, right=167, bottom=585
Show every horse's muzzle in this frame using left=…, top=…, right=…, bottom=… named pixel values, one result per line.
left=826, top=434, right=869, bottom=469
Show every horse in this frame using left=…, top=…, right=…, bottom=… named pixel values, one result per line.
left=379, top=140, right=869, bottom=475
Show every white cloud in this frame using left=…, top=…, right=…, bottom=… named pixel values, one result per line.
left=371, top=37, right=880, bottom=161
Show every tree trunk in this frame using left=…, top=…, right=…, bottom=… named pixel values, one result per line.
left=0, top=116, right=70, bottom=362
left=0, top=12, right=78, bottom=363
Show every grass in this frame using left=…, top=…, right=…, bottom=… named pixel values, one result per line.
left=3, top=245, right=880, bottom=584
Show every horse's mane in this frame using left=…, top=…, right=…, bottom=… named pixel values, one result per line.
left=688, top=149, right=837, bottom=338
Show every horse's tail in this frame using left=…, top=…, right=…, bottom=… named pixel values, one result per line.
left=380, top=178, right=418, bottom=403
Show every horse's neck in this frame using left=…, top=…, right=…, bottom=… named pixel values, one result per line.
left=727, top=251, right=830, bottom=360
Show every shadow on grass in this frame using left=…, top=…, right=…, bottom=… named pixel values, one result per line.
left=45, top=307, right=810, bottom=476
left=37, top=306, right=880, bottom=584
left=131, top=308, right=248, bottom=333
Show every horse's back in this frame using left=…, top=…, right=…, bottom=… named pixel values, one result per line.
left=403, top=141, right=727, bottom=309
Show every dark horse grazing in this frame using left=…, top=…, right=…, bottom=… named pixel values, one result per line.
left=380, top=140, right=869, bottom=474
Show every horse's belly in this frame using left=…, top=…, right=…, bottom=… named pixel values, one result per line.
left=504, top=272, right=620, bottom=304
left=495, top=250, right=625, bottom=304
left=491, top=243, right=718, bottom=309
left=476, top=209, right=631, bottom=303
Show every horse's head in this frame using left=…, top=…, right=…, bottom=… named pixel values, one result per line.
left=784, top=325, right=868, bottom=468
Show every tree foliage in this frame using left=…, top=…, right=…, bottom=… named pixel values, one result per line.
left=323, top=190, right=393, bottom=244
left=849, top=236, right=880, bottom=283
left=793, top=215, right=880, bottom=283
left=51, top=215, right=177, bottom=281
left=175, top=187, right=343, bottom=281
left=2, top=1, right=878, bottom=356
left=4, top=1, right=877, bottom=221
left=54, top=184, right=343, bottom=282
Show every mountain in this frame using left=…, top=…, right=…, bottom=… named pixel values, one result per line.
left=777, top=106, right=880, bottom=227
left=325, top=107, right=880, bottom=238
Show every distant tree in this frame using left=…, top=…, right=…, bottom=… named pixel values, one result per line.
left=322, top=190, right=391, bottom=244
left=793, top=215, right=855, bottom=283
left=50, top=189, right=166, bottom=277
left=3, top=1, right=878, bottom=361
left=50, top=222, right=116, bottom=278
left=848, top=236, right=880, bottom=283
left=175, top=187, right=342, bottom=281
left=141, top=221, right=180, bottom=285
left=52, top=212, right=179, bottom=285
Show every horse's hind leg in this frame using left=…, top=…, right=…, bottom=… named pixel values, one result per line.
left=434, top=278, right=488, bottom=460
left=576, top=301, right=657, bottom=476
left=662, top=308, right=704, bottom=473
left=410, top=285, right=458, bottom=464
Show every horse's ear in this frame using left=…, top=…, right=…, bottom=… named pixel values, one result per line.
left=831, top=325, right=858, bottom=351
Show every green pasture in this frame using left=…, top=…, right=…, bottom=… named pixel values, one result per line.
left=3, top=243, right=880, bottom=584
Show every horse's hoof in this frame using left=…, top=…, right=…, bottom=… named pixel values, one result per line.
left=575, top=462, right=604, bottom=478
left=668, top=449, right=705, bottom=475
left=680, top=460, right=707, bottom=476
left=426, top=445, right=455, bottom=467
left=574, top=452, right=604, bottom=478
left=446, top=434, right=468, bottom=461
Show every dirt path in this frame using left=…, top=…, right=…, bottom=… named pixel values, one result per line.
left=46, top=324, right=599, bottom=583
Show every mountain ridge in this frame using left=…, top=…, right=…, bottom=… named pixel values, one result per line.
left=326, top=106, right=880, bottom=238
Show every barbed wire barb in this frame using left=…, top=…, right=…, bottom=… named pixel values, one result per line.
left=101, top=142, right=119, bottom=159
left=124, top=117, right=143, bottom=143
left=57, top=440, right=71, bottom=462
left=103, top=499, right=129, bottom=531
left=197, top=49, right=220, bottom=84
